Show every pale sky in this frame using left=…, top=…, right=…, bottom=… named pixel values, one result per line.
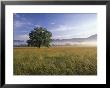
left=13, top=13, right=97, bottom=40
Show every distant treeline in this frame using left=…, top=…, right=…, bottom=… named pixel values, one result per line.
left=14, top=44, right=28, bottom=47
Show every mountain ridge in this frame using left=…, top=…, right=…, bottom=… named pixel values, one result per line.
left=52, top=34, right=97, bottom=42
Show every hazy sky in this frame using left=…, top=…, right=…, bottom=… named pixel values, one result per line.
left=13, top=13, right=97, bottom=41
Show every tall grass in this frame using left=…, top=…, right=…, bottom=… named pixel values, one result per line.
left=14, top=47, right=97, bottom=75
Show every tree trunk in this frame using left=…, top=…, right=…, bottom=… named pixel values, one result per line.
left=38, top=43, right=41, bottom=48
left=38, top=45, right=40, bottom=48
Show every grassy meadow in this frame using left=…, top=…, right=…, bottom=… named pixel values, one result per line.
left=13, top=46, right=97, bottom=75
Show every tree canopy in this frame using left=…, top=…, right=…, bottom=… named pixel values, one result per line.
left=27, top=27, right=52, bottom=48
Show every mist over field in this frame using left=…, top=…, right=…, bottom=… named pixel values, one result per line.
left=14, top=34, right=97, bottom=47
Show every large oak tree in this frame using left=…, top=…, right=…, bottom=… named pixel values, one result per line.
left=27, top=27, right=52, bottom=48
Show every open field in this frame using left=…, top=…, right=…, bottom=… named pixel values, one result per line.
left=14, top=47, right=97, bottom=75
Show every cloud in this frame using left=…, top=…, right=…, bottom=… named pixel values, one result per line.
left=50, top=25, right=78, bottom=39
left=14, top=20, right=33, bottom=28
left=21, top=17, right=27, bottom=21
left=15, top=14, right=27, bottom=21
left=14, top=13, right=20, bottom=18
left=14, top=14, right=34, bottom=29
left=50, top=22, right=97, bottom=39
left=51, top=25, right=78, bottom=32
left=14, top=20, right=25, bottom=28
left=52, top=34, right=74, bottom=39
left=51, top=22, right=55, bottom=25
left=34, top=24, right=41, bottom=27
left=15, top=34, right=29, bottom=41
